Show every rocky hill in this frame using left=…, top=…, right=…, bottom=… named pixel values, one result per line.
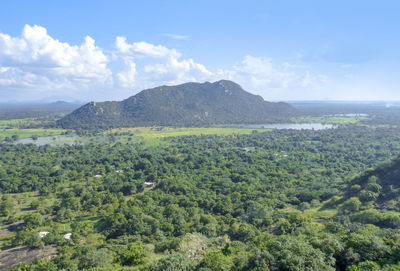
left=57, top=80, right=297, bottom=129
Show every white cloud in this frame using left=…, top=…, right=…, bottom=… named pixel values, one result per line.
left=213, top=55, right=328, bottom=99
left=0, top=25, right=328, bottom=101
left=144, top=57, right=212, bottom=84
left=237, top=55, right=274, bottom=75
left=115, top=37, right=180, bottom=58
left=116, top=58, right=136, bottom=88
left=116, top=36, right=212, bottom=86
left=0, top=24, right=112, bottom=96
left=160, top=33, right=188, bottom=40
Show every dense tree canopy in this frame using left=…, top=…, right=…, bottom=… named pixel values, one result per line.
left=2, top=123, right=400, bottom=270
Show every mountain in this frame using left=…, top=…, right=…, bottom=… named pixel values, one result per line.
left=47, top=101, right=77, bottom=107
left=57, top=80, right=297, bottom=129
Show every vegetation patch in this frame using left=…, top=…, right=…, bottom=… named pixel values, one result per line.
left=108, top=126, right=269, bottom=146
left=2, top=108, right=400, bottom=270
left=291, top=115, right=368, bottom=124
left=0, top=128, right=67, bottom=142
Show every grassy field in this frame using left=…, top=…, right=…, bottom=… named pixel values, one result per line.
left=0, top=118, right=68, bottom=141
left=0, top=118, right=370, bottom=148
left=108, top=127, right=270, bottom=146
left=0, top=128, right=67, bottom=141
left=0, top=118, right=40, bottom=129
left=0, top=114, right=368, bottom=145
left=291, top=115, right=368, bottom=124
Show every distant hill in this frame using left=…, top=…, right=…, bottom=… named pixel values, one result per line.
left=0, top=102, right=82, bottom=120
left=57, top=80, right=297, bottom=129
left=47, top=101, right=77, bottom=107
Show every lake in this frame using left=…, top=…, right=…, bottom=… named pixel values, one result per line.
left=15, top=135, right=80, bottom=146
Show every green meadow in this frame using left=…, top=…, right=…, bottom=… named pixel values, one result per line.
left=108, top=126, right=270, bottom=146
left=0, top=124, right=270, bottom=147
left=0, top=128, right=67, bottom=141
left=291, top=115, right=368, bottom=124
left=0, top=118, right=38, bottom=128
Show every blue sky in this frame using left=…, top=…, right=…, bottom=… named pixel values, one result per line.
left=0, top=0, right=399, bottom=102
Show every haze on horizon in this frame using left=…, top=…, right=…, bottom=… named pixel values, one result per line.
left=0, top=0, right=399, bottom=103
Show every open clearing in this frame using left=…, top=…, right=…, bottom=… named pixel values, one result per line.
left=108, top=127, right=270, bottom=146
left=0, top=128, right=67, bottom=141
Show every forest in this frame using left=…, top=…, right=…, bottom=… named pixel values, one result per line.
left=1, top=104, right=400, bottom=270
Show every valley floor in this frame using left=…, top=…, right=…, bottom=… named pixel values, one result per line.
left=1, top=109, right=400, bottom=270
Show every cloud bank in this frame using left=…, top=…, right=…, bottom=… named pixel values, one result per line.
left=0, top=25, right=111, bottom=95
left=0, top=24, right=326, bottom=101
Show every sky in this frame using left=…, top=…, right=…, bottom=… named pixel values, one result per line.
left=0, top=0, right=399, bottom=102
